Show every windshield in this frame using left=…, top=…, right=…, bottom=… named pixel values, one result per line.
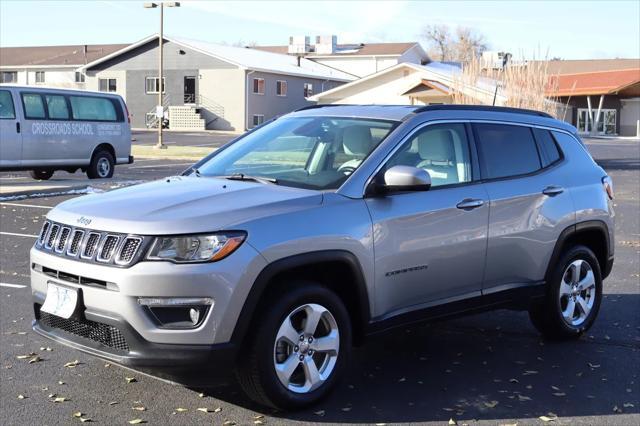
left=196, top=116, right=398, bottom=190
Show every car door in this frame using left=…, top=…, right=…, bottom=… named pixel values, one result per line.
left=365, top=122, right=490, bottom=317
left=0, top=88, right=22, bottom=168
left=473, top=123, right=575, bottom=294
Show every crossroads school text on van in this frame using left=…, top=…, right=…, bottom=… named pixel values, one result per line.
left=0, top=85, right=132, bottom=180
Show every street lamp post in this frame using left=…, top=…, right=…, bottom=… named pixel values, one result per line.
left=144, top=2, right=180, bottom=150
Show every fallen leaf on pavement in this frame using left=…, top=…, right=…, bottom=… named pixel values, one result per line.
left=58, top=381, right=65, bottom=385
left=79, top=418, right=92, bottom=423
left=28, top=356, right=41, bottom=364
left=131, top=406, right=146, bottom=411
left=125, top=377, right=137, bottom=383
left=198, top=392, right=205, bottom=398
left=53, top=397, right=68, bottom=403
left=16, top=353, right=36, bottom=359
left=128, top=419, right=145, bottom=424
left=17, top=394, right=26, bottom=399
left=64, top=360, right=80, bottom=368
left=539, top=415, right=557, bottom=422
left=449, top=419, right=457, bottom=425
left=174, top=408, right=187, bottom=412
left=73, top=412, right=83, bottom=418
left=223, top=421, right=236, bottom=425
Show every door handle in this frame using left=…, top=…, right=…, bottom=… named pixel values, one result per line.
left=16, top=122, right=20, bottom=133
left=456, top=198, right=484, bottom=210
left=542, top=185, right=564, bottom=196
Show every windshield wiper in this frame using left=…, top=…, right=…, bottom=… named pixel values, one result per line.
left=221, top=173, right=278, bottom=185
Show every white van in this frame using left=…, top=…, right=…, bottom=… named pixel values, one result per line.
left=0, top=85, right=132, bottom=180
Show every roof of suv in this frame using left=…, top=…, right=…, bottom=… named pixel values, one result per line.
left=288, top=104, right=576, bottom=133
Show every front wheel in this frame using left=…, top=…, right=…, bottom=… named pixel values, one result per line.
left=29, top=169, right=54, bottom=180
left=87, top=149, right=114, bottom=179
left=236, top=282, right=351, bottom=409
left=529, top=245, right=602, bottom=340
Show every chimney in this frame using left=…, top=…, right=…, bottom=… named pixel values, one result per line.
left=288, top=36, right=310, bottom=55
left=314, top=35, right=337, bottom=54
left=83, top=44, right=88, bottom=64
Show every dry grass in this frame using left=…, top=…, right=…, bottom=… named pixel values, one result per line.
left=451, top=56, right=561, bottom=117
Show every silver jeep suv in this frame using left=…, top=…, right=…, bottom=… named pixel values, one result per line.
left=31, top=105, right=614, bottom=409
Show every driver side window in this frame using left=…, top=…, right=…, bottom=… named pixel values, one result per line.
left=386, top=123, right=472, bottom=187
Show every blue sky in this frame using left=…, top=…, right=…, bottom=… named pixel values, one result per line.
left=1, top=0, right=638, bottom=59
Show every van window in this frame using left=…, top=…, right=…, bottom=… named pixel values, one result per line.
left=69, top=96, right=118, bottom=122
left=0, top=90, right=15, bottom=119
left=45, top=94, right=70, bottom=120
left=533, top=128, right=562, bottom=166
left=21, top=93, right=46, bottom=119
left=475, top=123, right=541, bottom=179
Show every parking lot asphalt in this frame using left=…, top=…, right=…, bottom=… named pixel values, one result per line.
left=132, top=129, right=238, bottom=148
left=0, top=138, right=638, bottom=425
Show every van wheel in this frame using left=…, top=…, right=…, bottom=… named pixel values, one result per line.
left=236, top=282, right=351, bottom=409
left=87, top=149, right=114, bottom=179
left=529, top=245, right=602, bottom=340
left=29, top=169, right=54, bottom=180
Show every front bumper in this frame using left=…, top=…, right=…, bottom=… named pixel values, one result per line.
left=29, top=242, right=267, bottom=375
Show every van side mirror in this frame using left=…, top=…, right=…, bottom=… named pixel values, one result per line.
left=378, top=165, right=431, bottom=193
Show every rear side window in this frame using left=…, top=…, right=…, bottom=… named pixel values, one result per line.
left=533, top=128, right=562, bottom=166
left=475, top=123, right=541, bottom=179
left=21, top=93, right=46, bottom=119
left=0, top=90, right=15, bottom=119
left=45, top=94, right=70, bottom=120
left=69, top=96, right=119, bottom=122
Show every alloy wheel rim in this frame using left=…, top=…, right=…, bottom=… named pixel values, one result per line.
left=559, top=259, right=596, bottom=327
left=273, top=303, right=340, bottom=394
left=97, top=158, right=110, bottom=177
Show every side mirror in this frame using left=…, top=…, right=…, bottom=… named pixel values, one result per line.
left=380, top=165, right=431, bottom=193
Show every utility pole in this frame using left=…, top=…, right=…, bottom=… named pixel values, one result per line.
left=144, top=2, right=180, bottom=149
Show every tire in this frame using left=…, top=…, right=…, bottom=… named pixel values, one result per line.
left=236, top=281, right=352, bottom=410
left=87, top=149, right=114, bottom=179
left=529, top=245, right=602, bottom=340
left=29, top=169, right=54, bottom=180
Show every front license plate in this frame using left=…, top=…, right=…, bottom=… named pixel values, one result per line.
left=40, top=282, right=78, bottom=319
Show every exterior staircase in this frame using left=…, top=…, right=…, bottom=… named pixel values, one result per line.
left=145, top=94, right=225, bottom=130
left=168, top=106, right=205, bottom=130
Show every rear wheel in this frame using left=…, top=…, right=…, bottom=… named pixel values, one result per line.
left=87, top=149, right=114, bottom=179
left=529, top=245, right=602, bottom=340
left=236, top=282, right=351, bottom=409
left=29, top=169, right=54, bottom=180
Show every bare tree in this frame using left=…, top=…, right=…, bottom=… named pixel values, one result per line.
left=422, top=24, right=451, bottom=62
left=421, top=24, right=488, bottom=63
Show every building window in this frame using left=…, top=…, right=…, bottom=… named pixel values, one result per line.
left=303, top=83, right=313, bottom=97
left=98, top=78, right=117, bottom=93
left=252, top=78, right=265, bottom=95
left=276, top=80, right=287, bottom=96
left=252, top=114, right=264, bottom=127
left=145, top=77, right=166, bottom=94
left=1, top=71, right=17, bottom=83
left=35, top=71, right=45, bottom=84
left=75, top=72, right=85, bottom=83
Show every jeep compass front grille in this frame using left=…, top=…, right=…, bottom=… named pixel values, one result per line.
left=39, top=311, right=129, bottom=352
left=35, top=221, right=145, bottom=267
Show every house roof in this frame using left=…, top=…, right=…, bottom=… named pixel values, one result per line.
left=79, top=34, right=355, bottom=81
left=548, top=68, right=640, bottom=96
left=309, top=61, right=502, bottom=104
left=0, top=44, right=128, bottom=68
left=253, top=42, right=422, bottom=57
left=535, top=58, right=640, bottom=75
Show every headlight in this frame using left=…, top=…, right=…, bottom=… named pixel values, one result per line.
left=146, top=232, right=246, bottom=263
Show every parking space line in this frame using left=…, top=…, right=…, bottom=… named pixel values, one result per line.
left=0, top=283, right=27, bottom=289
left=0, top=231, right=38, bottom=238
left=0, top=202, right=52, bottom=209
left=130, top=162, right=193, bottom=169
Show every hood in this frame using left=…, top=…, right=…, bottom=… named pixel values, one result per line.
left=48, top=176, right=323, bottom=235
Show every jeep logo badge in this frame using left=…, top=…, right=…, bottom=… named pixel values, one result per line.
left=77, top=216, right=92, bottom=226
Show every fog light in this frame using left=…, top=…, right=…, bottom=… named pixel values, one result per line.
left=137, top=297, right=213, bottom=306
left=189, top=308, right=200, bottom=325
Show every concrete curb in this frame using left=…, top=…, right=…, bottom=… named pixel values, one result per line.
left=0, top=183, right=91, bottom=200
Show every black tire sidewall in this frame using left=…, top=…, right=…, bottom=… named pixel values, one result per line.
left=88, top=150, right=114, bottom=179
left=548, top=245, right=603, bottom=336
left=251, top=282, right=351, bottom=409
left=29, top=169, right=53, bottom=180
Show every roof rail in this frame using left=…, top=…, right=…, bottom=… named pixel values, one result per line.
left=412, top=104, right=553, bottom=118
left=295, top=104, right=354, bottom=112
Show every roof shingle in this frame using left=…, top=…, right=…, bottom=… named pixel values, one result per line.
left=0, top=44, right=128, bottom=67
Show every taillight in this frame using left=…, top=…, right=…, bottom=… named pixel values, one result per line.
left=602, top=176, right=614, bottom=200
left=124, top=101, right=131, bottom=124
